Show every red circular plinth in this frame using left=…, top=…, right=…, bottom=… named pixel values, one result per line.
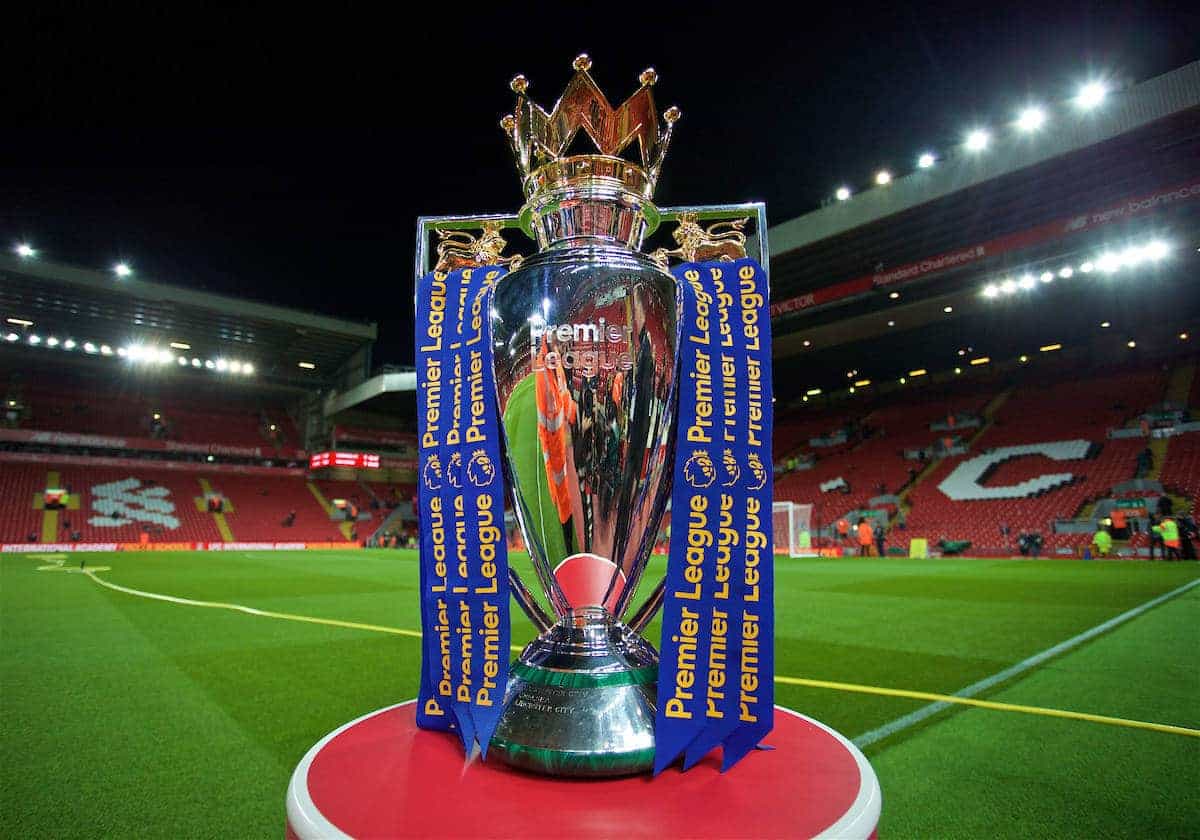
left=286, top=701, right=881, bottom=839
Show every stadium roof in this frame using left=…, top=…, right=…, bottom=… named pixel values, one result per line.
left=767, top=61, right=1200, bottom=266
left=0, top=253, right=376, bottom=390
left=760, top=61, right=1200, bottom=401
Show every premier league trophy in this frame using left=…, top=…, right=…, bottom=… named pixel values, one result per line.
left=414, top=55, right=774, bottom=778
left=485, top=56, right=682, bottom=777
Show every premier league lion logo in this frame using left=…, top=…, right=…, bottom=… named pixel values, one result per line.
left=467, top=449, right=497, bottom=487
left=446, top=451, right=463, bottom=488
left=722, top=449, right=741, bottom=487
left=683, top=450, right=717, bottom=489
left=746, top=452, right=768, bottom=491
left=422, top=454, right=443, bottom=491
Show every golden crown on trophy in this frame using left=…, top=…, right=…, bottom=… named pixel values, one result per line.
left=500, top=54, right=681, bottom=203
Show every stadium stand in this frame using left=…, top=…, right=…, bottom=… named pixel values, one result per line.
left=769, top=361, right=1197, bottom=556
left=1159, top=432, right=1200, bottom=512
left=217, top=474, right=347, bottom=543
left=774, top=384, right=994, bottom=534
left=0, top=461, right=350, bottom=545
left=8, top=384, right=302, bottom=452
left=0, top=463, right=49, bottom=544
left=879, top=367, right=1166, bottom=553
left=0, top=462, right=224, bottom=544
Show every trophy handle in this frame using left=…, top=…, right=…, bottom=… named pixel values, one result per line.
left=626, top=575, right=666, bottom=634
left=509, top=566, right=554, bottom=633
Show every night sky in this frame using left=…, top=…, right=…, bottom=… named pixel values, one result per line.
left=3, top=2, right=1197, bottom=367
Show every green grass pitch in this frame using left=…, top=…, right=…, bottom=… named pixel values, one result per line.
left=2, top=549, right=1197, bottom=838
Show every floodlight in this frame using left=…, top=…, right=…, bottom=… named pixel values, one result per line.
left=1075, top=81, right=1107, bottom=110
left=965, top=129, right=990, bottom=151
left=1016, top=106, right=1046, bottom=132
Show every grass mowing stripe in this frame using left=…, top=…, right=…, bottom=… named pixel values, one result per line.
left=776, top=675, right=1199, bottom=738
left=83, top=565, right=1196, bottom=739
left=853, top=575, right=1200, bottom=748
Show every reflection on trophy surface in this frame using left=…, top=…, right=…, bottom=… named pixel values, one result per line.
left=486, top=55, right=681, bottom=776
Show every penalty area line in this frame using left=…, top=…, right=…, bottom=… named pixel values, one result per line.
left=850, top=576, right=1200, bottom=748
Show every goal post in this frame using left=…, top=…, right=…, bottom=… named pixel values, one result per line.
left=773, top=501, right=814, bottom=557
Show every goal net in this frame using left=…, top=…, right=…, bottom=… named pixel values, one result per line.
left=772, top=501, right=814, bottom=557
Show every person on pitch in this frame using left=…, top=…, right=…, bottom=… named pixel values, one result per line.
left=836, top=516, right=850, bottom=546
left=1148, top=514, right=1165, bottom=560
left=1161, top=516, right=1181, bottom=561
left=873, top=521, right=886, bottom=558
left=1179, top=514, right=1197, bottom=561
left=857, top=518, right=873, bottom=557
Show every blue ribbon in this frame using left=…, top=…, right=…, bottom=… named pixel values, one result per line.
left=415, top=267, right=510, bottom=756
left=655, top=258, right=774, bottom=774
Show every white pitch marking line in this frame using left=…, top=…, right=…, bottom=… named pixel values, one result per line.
left=853, top=576, right=1200, bottom=748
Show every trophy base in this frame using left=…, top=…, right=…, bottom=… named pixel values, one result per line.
left=489, top=607, right=658, bottom=778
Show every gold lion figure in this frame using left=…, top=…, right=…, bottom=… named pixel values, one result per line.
left=434, top=221, right=523, bottom=273
left=650, top=213, right=748, bottom=269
